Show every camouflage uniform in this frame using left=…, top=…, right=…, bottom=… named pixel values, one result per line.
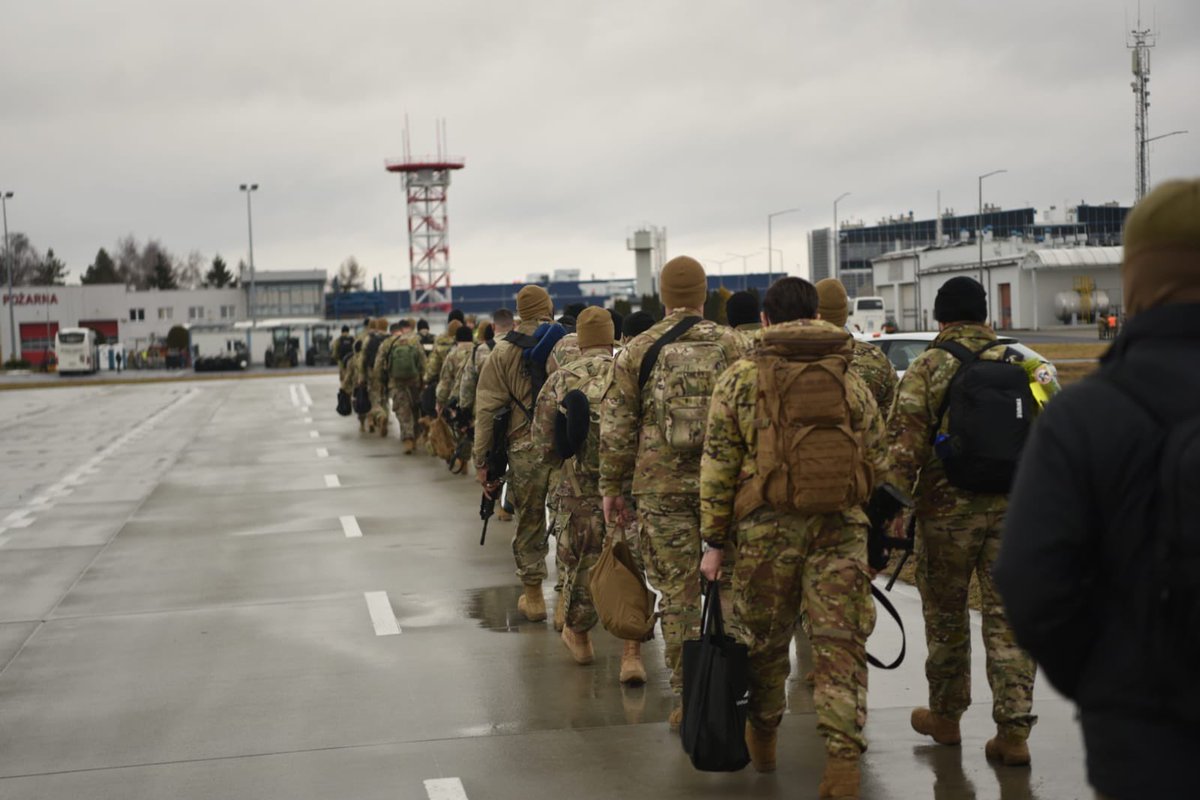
left=700, top=320, right=887, bottom=759
left=368, top=334, right=401, bottom=432
left=424, top=331, right=455, bottom=384
left=389, top=332, right=427, bottom=442
left=334, top=333, right=355, bottom=386
left=349, top=330, right=377, bottom=428
left=599, top=310, right=743, bottom=692
left=458, top=340, right=495, bottom=417
left=733, top=322, right=762, bottom=354
left=436, top=343, right=474, bottom=410
left=531, top=352, right=615, bottom=632
left=474, top=318, right=554, bottom=586
left=885, top=322, right=1037, bottom=740
left=549, top=332, right=581, bottom=372
left=851, top=339, right=898, bottom=414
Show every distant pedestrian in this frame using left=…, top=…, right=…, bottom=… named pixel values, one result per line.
left=996, top=179, right=1200, bottom=800
left=115, top=350, right=123, bottom=372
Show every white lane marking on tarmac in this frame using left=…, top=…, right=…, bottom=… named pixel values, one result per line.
left=289, top=384, right=300, bottom=407
left=316, top=447, right=329, bottom=458
left=309, top=430, right=320, bottom=439
left=299, top=384, right=313, bottom=407
left=424, top=778, right=468, bottom=800
left=4, top=509, right=31, bottom=523
left=303, top=416, right=313, bottom=424
left=7, top=517, right=34, bottom=529
left=364, top=591, right=400, bottom=635
left=340, top=515, right=362, bottom=538
left=324, top=474, right=341, bottom=488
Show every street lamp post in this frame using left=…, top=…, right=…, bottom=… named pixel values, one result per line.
left=978, top=170, right=1006, bottom=322
left=832, top=192, right=850, bottom=282
left=2, top=191, right=14, bottom=363
left=767, top=207, right=800, bottom=284
left=239, top=183, right=258, bottom=363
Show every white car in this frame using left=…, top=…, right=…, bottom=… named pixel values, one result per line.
left=856, top=331, right=1058, bottom=382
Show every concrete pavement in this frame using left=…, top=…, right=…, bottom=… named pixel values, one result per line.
left=0, top=375, right=1091, bottom=798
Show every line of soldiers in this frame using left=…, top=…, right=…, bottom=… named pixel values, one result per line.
left=335, top=256, right=1043, bottom=799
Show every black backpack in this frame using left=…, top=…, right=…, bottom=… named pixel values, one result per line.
left=1108, top=376, right=1200, bottom=686
left=362, top=332, right=384, bottom=372
left=930, top=340, right=1034, bottom=494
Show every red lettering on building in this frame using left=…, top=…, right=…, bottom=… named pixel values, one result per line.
left=2, top=292, right=59, bottom=306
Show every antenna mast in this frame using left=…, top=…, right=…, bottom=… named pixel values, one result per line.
left=1127, top=7, right=1157, bottom=201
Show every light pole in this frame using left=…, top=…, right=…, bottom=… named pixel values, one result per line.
left=1139, top=130, right=1189, bottom=201
left=701, top=257, right=739, bottom=289
left=767, top=207, right=800, bottom=284
left=832, top=192, right=850, bottom=281
left=239, top=183, right=258, bottom=363
left=2, top=191, right=14, bottom=363
left=978, top=170, right=1006, bottom=321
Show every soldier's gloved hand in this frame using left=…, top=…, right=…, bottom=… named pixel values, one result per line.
left=477, top=468, right=494, bottom=497
left=700, top=548, right=723, bottom=582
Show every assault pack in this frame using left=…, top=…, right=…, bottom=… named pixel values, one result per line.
left=504, top=321, right=566, bottom=411
left=387, top=338, right=421, bottom=383
left=931, top=341, right=1035, bottom=494
left=734, top=323, right=873, bottom=518
left=362, top=331, right=385, bottom=373
left=638, top=316, right=730, bottom=454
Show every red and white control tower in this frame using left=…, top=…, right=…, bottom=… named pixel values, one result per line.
left=385, top=119, right=464, bottom=312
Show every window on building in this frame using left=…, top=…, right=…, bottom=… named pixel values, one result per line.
left=219, top=305, right=235, bottom=319
left=188, top=306, right=205, bottom=321
left=158, top=307, right=173, bottom=320
left=129, top=308, right=145, bottom=321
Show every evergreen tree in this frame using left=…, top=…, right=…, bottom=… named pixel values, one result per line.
left=30, top=248, right=68, bottom=286
left=81, top=248, right=122, bottom=284
left=148, top=252, right=178, bottom=290
left=204, top=254, right=235, bottom=288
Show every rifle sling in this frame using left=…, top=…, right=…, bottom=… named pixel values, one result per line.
left=637, top=315, right=702, bottom=392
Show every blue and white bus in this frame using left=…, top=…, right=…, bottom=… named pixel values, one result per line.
left=55, top=327, right=100, bottom=375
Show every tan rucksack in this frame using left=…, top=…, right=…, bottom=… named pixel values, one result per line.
left=733, top=323, right=873, bottom=519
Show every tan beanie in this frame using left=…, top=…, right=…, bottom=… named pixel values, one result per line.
left=660, top=256, right=708, bottom=310
left=815, top=278, right=849, bottom=328
left=1122, top=178, right=1200, bottom=316
left=517, top=285, right=553, bottom=321
left=446, top=319, right=462, bottom=336
left=576, top=306, right=614, bottom=349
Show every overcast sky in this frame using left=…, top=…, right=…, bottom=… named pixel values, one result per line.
left=3, top=0, right=1198, bottom=290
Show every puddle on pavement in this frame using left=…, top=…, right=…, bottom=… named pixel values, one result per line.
left=463, top=584, right=535, bottom=632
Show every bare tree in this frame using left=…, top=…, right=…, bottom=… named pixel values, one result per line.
left=176, top=250, right=205, bottom=290
left=335, top=256, right=366, bottom=292
left=0, top=233, right=42, bottom=286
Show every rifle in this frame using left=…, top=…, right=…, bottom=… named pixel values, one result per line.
left=479, top=407, right=512, bottom=546
left=866, top=483, right=916, bottom=588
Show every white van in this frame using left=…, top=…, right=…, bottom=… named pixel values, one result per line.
left=846, top=296, right=887, bottom=333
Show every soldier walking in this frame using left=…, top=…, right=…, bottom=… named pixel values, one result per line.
left=387, top=319, right=427, bottom=454
left=885, top=276, right=1038, bottom=765
left=699, top=277, right=886, bottom=798
left=599, top=256, right=743, bottom=729
left=816, top=279, right=898, bottom=413
left=473, top=287, right=557, bottom=621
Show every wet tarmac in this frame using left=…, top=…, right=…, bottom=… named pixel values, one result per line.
left=0, top=376, right=1092, bottom=798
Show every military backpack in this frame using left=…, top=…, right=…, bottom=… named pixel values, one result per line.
left=362, top=332, right=385, bottom=372
left=388, top=339, right=421, bottom=382
left=638, top=316, right=729, bottom=455
left=734, top=323, right=873, bottom=518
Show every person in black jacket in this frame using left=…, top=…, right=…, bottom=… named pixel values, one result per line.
left=995, top=178, right=1200, bottom=800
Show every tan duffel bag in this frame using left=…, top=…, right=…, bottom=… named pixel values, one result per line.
left=589, top=526, right=657, bottom=642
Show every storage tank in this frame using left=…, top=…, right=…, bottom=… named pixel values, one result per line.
left=1054, top=290, right=1111, bottom=323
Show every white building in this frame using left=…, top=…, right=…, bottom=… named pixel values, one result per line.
left=871, top=240, right=1123, bottom=331
left=1, top=269, right=326, bottom=367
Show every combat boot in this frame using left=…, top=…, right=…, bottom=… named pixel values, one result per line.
left=668, top=705, right=683, bottom=733
left=818, top=755, right=860, bottom=799
left=497, top=508, right=513, bottom=521
left=516, top=584, right=547, bottom=622
left=745, top=722, right=777, bottom=773
left=985, top=731, right=1031, bottom=766
left=911, top=708, right=962, bottom=745
left=553, top=590, right=565, bottom=632
left=402, top=438, right=415, bottom=455
left=561, top=627, right=594, bottom=665
left=619, top=640, right=647, bottom=685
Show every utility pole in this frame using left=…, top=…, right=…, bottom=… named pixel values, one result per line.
left=978, top=170, right=1007, bottom=321
left=2, top=191, right=14, bottom=362
left=239, top=183, right=258, bottom=363
left=767, top=207, right=799, bottom=284
left=832, top=192, right=850, bottom=282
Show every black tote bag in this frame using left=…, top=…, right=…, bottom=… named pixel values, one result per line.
left=680, top=581, right=751, bottom=772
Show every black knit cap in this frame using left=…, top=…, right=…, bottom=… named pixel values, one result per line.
left=726, top=290, right=760, bottom=328
left=455, top=325, right=474, bottom=343
left=934, top=277, right=987, bottom=323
